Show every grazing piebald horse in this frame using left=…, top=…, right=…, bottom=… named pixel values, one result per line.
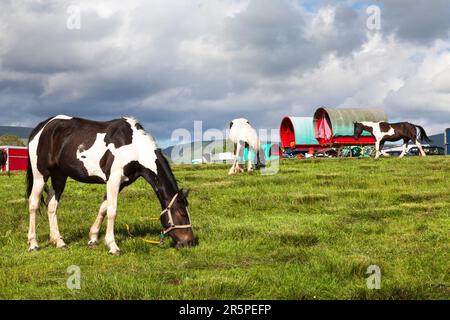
left=354, top=122, right=431, bottom=159
left=228, top=118, right=265, bottom=175
left=26, top=115, right=195, bottom=255
left=0, top=150, right=7, bottom=172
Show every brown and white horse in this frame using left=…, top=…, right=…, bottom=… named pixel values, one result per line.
left=0, top=150, right=7, bottom=172
left=354, top=122, right=432, bottom=159
left=26, top=115, right=195, bottom=255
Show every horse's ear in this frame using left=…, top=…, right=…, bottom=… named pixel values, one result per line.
left=183, top=188, right=191, bottom=198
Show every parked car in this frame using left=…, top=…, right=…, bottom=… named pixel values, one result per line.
left=408, top=146, right=445, bottom=156
left=314, top=149, right=338, bottom=158
left=282, top=149, right=306, bottom=158
left=385, top=150, right=403, bottom=157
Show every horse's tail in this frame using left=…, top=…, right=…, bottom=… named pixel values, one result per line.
left=26, top=118, right=52, bottom=206
left=26, top=153, right=33, bottom=200
left=415, top=125, right=432, bottom=144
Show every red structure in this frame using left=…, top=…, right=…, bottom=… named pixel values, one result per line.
left=0, top=146, right=28, bottom=171
left=279, top=117, right=323, bottom=150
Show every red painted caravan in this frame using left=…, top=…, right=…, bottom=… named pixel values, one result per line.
left=0, top=146, right=28, bottom=171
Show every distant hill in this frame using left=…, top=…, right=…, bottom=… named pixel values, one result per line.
left=163, top=139, right=233, bottom=161
left=0, top=126, right=32, bottom=139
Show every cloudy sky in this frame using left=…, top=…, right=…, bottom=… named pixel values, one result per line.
left=0, top=0, right=449, bottom=146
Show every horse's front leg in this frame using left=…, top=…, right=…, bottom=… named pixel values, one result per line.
left=247, top=147, right=253, bottom=172
left=47, top=177, right=67, bottom=249
left=374, top=141, right=381, bottom=159
left=379, top=141, right=390, bottom=157
left=105, top=174, right=121, bottom=255
left=228, top=157, right=237, bottom=175
left=228, top=143, right=237, bottom=175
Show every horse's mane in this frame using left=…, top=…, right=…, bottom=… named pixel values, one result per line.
left=155, top=149, right=180, bottom=193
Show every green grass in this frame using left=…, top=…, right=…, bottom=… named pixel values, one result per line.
left=0, top=156, right=449, bottom=299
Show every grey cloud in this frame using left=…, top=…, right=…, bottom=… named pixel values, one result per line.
left=0, top=0, right=449, bottom=142
left=380, top=0, right=450, bottom=44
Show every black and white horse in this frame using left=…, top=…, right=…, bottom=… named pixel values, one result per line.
left=0, top=149, right=7, bottom=172
left=354, top=122, right=431, bottom=159
left=228, top=118, right=265, bottom=175
left=26, top=115, right=195, bottom=255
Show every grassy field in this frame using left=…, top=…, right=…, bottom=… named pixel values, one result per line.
left=0, top=156, right=448, bottom=300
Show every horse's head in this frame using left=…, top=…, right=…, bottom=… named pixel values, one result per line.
left=354, top=122, right=364, bottom=140
left=160, top=189, right=196, bottom=249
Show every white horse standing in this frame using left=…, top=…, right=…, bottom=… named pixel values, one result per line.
left=228, top=118, right=265, bottom=175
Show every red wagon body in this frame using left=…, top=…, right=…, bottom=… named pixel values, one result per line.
left=0, top=146, right=28, bottom=172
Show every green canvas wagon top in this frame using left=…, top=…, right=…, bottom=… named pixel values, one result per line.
left=313, top=107, right=388, bottom=145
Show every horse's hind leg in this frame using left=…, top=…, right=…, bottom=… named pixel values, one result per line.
left=414, top=139, right=426, bottom=156
left=88, top=196, right=107, bottom=246
left=47, top=176, right=67, bottom=248
left=28, top=175, right=46, bottom=251
left=247, top=146, right=253, bottom=172
left=399, top=138, right=408, bottom=158
left=104, top=174, right=121, bottom=255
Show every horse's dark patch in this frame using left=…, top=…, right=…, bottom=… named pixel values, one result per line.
left=229, top=121, right=233, bottom=129
left=122, top=160, right=143, bottom=187
left=100, top=150, right=114, bottom=180
left=364, top=126, right=373, bottom=134
left=379, top=122, right=391, bottom=133
left=104, top=119, right=133, bottom=148
left=135, top=122, right=145, bottom=131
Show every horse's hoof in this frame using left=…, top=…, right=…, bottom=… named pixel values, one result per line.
left=108, top=249, right=121, bottom=256
left=53, top=239, right=67, bottom=249
left=28, top=246, right=40, bottom=252
left=88, top=240, right=98, bottom=248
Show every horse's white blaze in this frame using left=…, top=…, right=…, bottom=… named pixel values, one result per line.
left=76, top=117, right=158, bottom=181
